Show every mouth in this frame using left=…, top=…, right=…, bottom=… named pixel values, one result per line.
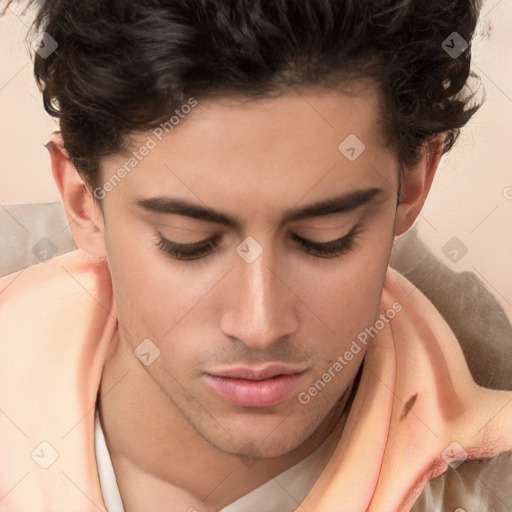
left=206, top=364, right=307, bottom=408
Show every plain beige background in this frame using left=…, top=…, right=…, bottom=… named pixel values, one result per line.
left=1, top=1, right=511, bottom=320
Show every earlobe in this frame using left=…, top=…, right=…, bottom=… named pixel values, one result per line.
left=394, top=136, right=444, bottom=237
left=46, top=132, right=107, bottom=258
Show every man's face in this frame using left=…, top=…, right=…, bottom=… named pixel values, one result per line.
left=97, top=84, right=399, bottom=457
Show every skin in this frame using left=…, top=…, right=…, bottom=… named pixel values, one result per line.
left=47, top=82, right=443, bottom=511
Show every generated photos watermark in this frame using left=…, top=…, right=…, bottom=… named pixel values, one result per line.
left=298, top=301, right=403, bottom=405
left=93, top=98, right=198, bottom=200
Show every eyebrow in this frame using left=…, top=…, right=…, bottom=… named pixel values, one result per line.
left=135, top=187, right=387, bottom=232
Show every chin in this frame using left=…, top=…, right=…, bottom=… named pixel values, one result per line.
left=232, top=437, right=300, bottom=459
left=200, top=420, right=312, bottom=459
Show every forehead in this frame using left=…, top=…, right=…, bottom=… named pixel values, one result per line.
left=100, top=83, right=397, bottom=219
left=155, top=82, right=388, bottom=158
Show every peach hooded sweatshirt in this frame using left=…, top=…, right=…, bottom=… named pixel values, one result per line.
left=1, top=248, right=511, bottom=512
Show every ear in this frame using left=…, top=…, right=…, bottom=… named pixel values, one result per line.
left=394, top=136, right=445, bottom=237
left=46, top=132, right=107, bottom=258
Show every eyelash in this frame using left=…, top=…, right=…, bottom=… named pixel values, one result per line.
left=155, top=225, right=362, bottom=262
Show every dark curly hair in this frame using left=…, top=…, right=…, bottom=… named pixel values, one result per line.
left=8, top=0, right=484, bottom=195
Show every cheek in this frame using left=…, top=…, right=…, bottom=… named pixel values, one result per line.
left=292, top=240, right=391, bottom=344
left=104, top=221, right=200, bottom=338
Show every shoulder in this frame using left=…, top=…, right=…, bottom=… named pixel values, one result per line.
left=0, top=248, right=111, bottom=306
left=0, top=249, right=114, bottom=345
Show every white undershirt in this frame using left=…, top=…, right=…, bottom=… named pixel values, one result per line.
left=94, top=405, right=125, bottom=512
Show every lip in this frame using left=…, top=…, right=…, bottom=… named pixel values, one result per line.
left=209, top=364, right=306, bottom=381
left=206, top=364, right=307, bottom=407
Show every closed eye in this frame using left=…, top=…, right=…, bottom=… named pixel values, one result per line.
left=290, top=224, right=361, bottom=258
left=155, top=224, right=362, bottom=261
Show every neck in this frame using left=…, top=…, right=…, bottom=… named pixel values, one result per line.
left=97, top=330, right=361, bottom=511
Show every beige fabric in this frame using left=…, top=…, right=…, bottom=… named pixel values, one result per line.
left=390, top=228, right=512, bottom=392
left=413, top=451, right=512, bottom=511
left=0, top=202, right=78, bottom=278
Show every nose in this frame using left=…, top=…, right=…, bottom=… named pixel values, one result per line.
left=219, top=244, right=299, bottom=351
